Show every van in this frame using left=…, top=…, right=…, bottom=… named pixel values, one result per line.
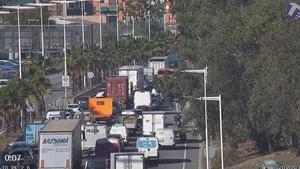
left=155, top=128, right=175, bottom=147
left=46, top=110, right=65, bottom=120
left=109, top=124, right=128, bottom=144
left=95, top=138, right=119, bottom=159
left=136, top=137, right=159, bottom=161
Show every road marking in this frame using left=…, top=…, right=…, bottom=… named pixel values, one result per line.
left=182, top=142, right=187, bottom=169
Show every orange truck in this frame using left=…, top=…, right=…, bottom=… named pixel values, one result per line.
left=88, top=97, right=113, bottom=121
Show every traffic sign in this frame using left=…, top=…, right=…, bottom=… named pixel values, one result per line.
left=204, top=146, right=216, bottom=158
left=87, top=72, right=94, bottom=79
left=62, top=75, right=69, bottom=87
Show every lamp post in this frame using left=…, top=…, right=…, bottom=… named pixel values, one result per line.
left=196, top=95, right=224, bottom=169
left=181, top=66, right=209, bottom=169
left=116, top=0, right=119, bottom=43
left=98, top=0, right=102, bottom=49
left=27, top=3, right=55, bottom=58
left=2, top=5, right=36, bottom=79
left=51, top=0, right=76, bottom=99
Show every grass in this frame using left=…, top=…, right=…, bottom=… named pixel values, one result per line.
left=0, top=130, right=23, bottom=152
left=206, top=139, right=300, bottom=169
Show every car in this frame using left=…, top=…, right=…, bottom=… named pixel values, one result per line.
left=75, top=96, right=89, bottom=110
left=46, top=110, right=65, bottom=120
left=48, top=114, right=63, bottom=120
left=8, top=147, right=37, bottom=168
left=67, top=103, right=80, bottom=113
left=260, top=160, right=280, bottom=169
left=8, top=141, right=31, bottom=153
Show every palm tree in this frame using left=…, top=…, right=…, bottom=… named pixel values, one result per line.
left=0, top=79, right=32, bottom=130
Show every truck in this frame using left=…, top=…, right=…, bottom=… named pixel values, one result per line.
left=134, top=91, right=151, bottom=110
left=82, top=124, right=107, bottom=151
left=88, top=97, right=113, bottom=122
left=121, top=115, right=138, bottom=135
left=110, top=152, right=144, bottom=169
left=106, top=76, right=129, bottom=107
left=148, top=56, right=167, bottom=75
left=142, top=111, right=165, bottom=136
left=118, top=65, right=144, bottom=96
left=25, top=122, right=45, bottom=145
left=136, top=137, right=159, bottom=161
left=39, top=119, right=82, bottom=169
left=143, top=67, right=154, bottom=83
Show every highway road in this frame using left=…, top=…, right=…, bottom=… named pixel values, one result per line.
left=76, top=83, right=203, bottom=169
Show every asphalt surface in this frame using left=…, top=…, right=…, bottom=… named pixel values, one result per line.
left=45, top=73, right=72, bottom=108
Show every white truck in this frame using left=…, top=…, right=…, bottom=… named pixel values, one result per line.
left=39, top=119, right=82, bottom=169
left=148, top=56, right=167, bottom=75
left=119, top=65, right=144, bottom=95
left=134, top=91, right=151, bottom=109
left=142, top=111, right=165, bottom=136
left=82, top=124, right=107, bottom=151
left=136, top=137, right=159, bottom=161
left=110, top=152, right=144, bottom=169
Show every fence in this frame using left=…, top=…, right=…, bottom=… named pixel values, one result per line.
left=0, top=19, right=164, bottom=58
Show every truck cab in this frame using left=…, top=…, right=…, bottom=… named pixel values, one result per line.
left=136, top=137, right=159, bottom=161
left=155, top=128, right=175, bottom=147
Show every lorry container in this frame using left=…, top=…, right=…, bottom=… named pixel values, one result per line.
left=110, top=152, right=144, bottom=169
left=39, top=119, right=82, bottom=169
left=118, top=65, right=144, bottom=95
left=155, top=128, right=175, bottom=147
left=106, top=76, right=129, bottom=106
left=143, top=67, right=154, bottom=83
left=25, top=123, right=45, bottom=145
left=148, top=56, right=167, bottom=75
left=82, top=124, right=107, bottom=151
left=142, top=111, right=165, bottom=136
left=88, top=97, right=113, bottom=121
left=134, top=91, right=151, bottom=109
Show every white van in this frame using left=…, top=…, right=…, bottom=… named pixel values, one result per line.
left=109, top=124, right=128, bottom=144
left=46, top=110, right=65, bottom=120
left=136, top=137, right=159, bottom=161
left=155, top=128, right=175, bottom=147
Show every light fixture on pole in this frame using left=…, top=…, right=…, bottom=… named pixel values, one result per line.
left=181, top=66, right=209, bottom=169
left=51, top=0, right=76, bottom=99
left=27, top=3, right=55, bottom=58
left=2, top=5, right=36, bottom=79
left=195, top=95, right=224, bottom=169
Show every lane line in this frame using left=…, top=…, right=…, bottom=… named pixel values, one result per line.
left=182, top=142, right=187, bottom=169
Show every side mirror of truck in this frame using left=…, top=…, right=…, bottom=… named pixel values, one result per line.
left=81, top=131, right=86, bottom=141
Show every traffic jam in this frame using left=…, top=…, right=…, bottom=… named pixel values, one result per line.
left=2, top=57, right=186, bottom=169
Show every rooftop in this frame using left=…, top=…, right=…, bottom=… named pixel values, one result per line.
left=41, top=119, right=80, bottom=132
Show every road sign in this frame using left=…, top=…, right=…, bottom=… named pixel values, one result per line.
left=87, top=72, right=94, bottom=79
left=204, top=146, right=216, bottom=158
left=62, top=75, right=69, bottom=87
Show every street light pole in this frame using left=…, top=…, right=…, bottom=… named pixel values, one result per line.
left=2, top=5, right=36, bottom=79
left=98, top=0, right=102, bottom=49
left=197, top=95, right=224, bottom=169
left=116, top=0, right=119, bottom=43
left=63, top=0, right=67, bottom=99
left=17, top=5, right=21, bottom=79
left=81, top=0, right=85, bottom=49
left=181, top=66, right=209, bottom=169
